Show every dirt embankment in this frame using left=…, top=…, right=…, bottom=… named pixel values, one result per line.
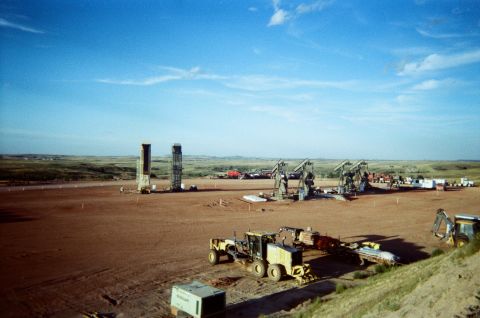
left=280, top=245, right=480, bottom=318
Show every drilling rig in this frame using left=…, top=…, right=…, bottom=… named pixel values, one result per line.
left=292, top=159, right=315, bottom=200
left=136, top=143, right=152, bottom=193
left=271, top=160, right=288, bottom=200
left=333, top=160, right=351, bottom=194
left=171, top=143, right=183, bottom=192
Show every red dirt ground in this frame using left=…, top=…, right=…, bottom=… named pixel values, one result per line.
left=1, top=179, right=479, bottom=317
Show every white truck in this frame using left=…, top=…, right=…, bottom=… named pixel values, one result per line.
left=460, top=177, right=475, bottom=187
left=411, top=179, right=436, bottom=189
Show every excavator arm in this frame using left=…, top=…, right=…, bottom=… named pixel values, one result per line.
left=432, top=208, right=454, bottom=240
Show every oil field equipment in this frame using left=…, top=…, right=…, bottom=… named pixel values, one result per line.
left=136, top=143, right=151, bottom=193
left=208, top=231, right=317, bottom=284
left=279, top=226, right=400, bottom=266
left=432, top=209, right=480, bottom=247
left=292, top=159, right=315, bottom=200
left=348, top=160, right=370, bottom=193
left=171, top=143, right=183, bottom=192
left=170, top=281, right=226, bottom=318
left=271, top=160, right=288, bottom=200
left=333, top=160, right=352, bottom=194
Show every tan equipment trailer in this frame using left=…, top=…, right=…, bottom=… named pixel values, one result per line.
left=279, top=226, right=400, bottom=266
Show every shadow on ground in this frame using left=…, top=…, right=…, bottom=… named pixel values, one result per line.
left=227, top=280, right=336, bottom=317
left=344, top=234, right=430, bottom=263
left=0, top=209, right=36, bottom=224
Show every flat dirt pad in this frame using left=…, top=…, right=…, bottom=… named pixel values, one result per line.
left=1, top=179, right=479, bottom=317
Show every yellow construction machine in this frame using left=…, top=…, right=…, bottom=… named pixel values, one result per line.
left=432, top=209, right=480, bottom=247
left=208, top=231, right=316, bottom=284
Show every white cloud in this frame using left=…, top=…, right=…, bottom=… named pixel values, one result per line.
left=268, top=9, right=289, bottom=26
left=268, top=0, right=333, bottom=27
left=96, top=66, right=225, bottom=86
left=395, top=94, right=416, bottom=104
left=97, top=66, right=355, bottom=91
left=248, top=7, right=258, bottom=12
left=296, top=0, right=333, bottom=14
left=398, top=49, right=480, bottom=76
left=0, top=17, right=44, bottom=34
left=412, top=78, right=456, bottom=90
left=391, top=46, right=433, bottom=57
left=224, top=75, right=355, bottom=91
left=416, top=28, right=478, bottom=39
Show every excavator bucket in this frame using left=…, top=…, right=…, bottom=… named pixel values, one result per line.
left=291, top=264, right=318, bottom=285
left=432, top=209, right=454, bottom=241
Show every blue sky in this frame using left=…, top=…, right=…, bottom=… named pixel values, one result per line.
left=1, top=0, right=479, bottom=159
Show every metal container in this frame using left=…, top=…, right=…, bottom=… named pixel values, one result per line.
left=170, top=281, right=225, bottom=318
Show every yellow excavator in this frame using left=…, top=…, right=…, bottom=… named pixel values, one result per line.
left=432, top=208, right=480, bottom=247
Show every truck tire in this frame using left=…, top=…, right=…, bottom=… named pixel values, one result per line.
left=267, top=264, right=284, bottom=282
left=252, top=260, right=266, bottom=278
left=455, top=234, right=469, bottom=248
left=208, top=249, right=219, bottom=265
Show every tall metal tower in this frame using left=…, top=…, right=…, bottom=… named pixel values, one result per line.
left=136, top=143, right=151, bottom=192
left=171, top=143, right=182, bottom=192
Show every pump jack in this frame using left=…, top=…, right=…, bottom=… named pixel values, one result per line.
left=333, top=160, right=351, bottom=194
left=292, top=159, right=315, bottom=200
left=348, top=160, right=370, bottom=193
left=272, top=160, right=288, bottom=200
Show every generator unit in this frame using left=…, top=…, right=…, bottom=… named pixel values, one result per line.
left=170, top=281, right=225, bottom=318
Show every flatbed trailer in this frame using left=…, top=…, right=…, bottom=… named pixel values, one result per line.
left=279, top=226, right=400, bottom=266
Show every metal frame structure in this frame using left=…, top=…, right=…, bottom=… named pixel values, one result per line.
left=333, top=160, right=351, bottom=194
left=171, top=143, right=183, bottom=192
left=136, top=143, right=151, bottom=193
left=292, top=159, right=315, bottom=200
left=272, top=160, right=288, bottom=200
left=348, top=160, right=369, bottom=192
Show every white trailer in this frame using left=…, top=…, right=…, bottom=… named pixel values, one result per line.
left=411, top=179, right=436, bottom=189
left=460, top=177, right=475, bottom=187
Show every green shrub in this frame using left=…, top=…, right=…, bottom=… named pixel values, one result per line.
left=353, top=271, right=370, bottom=279
left=336, top=283, right=347, bottom=293
left=374, top=264, right=388, bottom=274
left=430, top=248, right=445, bottom=257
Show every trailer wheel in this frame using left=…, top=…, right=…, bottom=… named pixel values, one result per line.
left=267, top=264, right=284, bottom=282
left=208, top=249, right=219, bottom=265
left=252, top=260, right=266, bottom=278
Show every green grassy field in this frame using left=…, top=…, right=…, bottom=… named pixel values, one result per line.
left=1, top=154, right=479, bottom=185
